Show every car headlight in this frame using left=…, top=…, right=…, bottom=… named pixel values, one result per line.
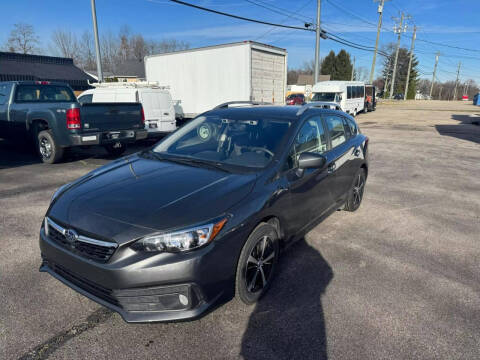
left=51, top=183, right=70, bottom=203
left=132, top=217, right=228, bottom=253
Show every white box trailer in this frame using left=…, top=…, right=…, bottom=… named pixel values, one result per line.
left=144, top=41, right=287, bottom=118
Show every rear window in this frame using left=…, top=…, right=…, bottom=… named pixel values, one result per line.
left=15, top=85, right=75, bottom=103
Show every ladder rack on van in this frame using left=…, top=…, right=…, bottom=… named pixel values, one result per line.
left=88, top=81, right=170, bottom=90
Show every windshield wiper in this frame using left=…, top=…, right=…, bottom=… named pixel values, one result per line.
left=173, top=157, right=231, bottom=173
left=144, top=151, right=230, bottom=173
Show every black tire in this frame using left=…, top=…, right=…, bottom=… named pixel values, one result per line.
left=344, top=168, right=366, bottom=212
left=37, top=130, right=64, bottom=164
left=104, top=142, right=126, bottom=157
left=235, top=223, right=280, bottom=305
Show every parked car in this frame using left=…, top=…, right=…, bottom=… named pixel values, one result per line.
left=39, top=102, right=369, bottom=322
left=0, top=81, right=147, bottom=163
left=286, top=93, right=305, bottom=105
left=78, top=82, right=176, bottom=137
left=393, top=93, right=404, bottom=100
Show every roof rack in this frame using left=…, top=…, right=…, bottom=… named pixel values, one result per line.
left=214, top=101, right=273, bottom=109
left=296, top=102, right=342, bottom=116
left=88, top=81, right=170, bottom=90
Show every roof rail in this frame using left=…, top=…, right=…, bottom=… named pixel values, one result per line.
left=214, top=101, right=273, bottom=109
left=296, top=102, right=342, bottom=116
left=88, top=81, right=170, bottom=90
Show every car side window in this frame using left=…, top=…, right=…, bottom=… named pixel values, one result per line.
left=285, top=116, right=327, bottom=170
left=78, top=94, right=93, bottom=104
left=325, top=115, right=347, bottom=148
left=0, top=84, right=10, bottom=105
left=346, top=118, right=358, bottom=136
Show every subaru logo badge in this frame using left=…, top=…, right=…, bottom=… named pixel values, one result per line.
left=64, top=229, right=78, bottom=244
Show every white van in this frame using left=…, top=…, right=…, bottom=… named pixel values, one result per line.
left=311, top=81, right=365, bottom=116
left=78, top=82, right=176, bottom=136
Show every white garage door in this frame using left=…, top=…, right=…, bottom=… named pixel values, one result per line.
left=251, top=49, right=285, bottom=105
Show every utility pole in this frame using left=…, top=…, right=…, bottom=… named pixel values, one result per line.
left=429, top=52, right=440, bottom=98
left=389, top=12, right=408, bottom=99
left=452, top=61, right=461, bottom=101
left=369, top=0, right=389, bottom=84
left=351, top=56, right=355, bottom=81
left=91, top=0, right=103, bottom=82
left=403, top=25, right=416, bottom=100
left=314, top=0, right=322, bottom=84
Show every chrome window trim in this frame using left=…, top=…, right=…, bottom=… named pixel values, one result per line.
left=46, top=217, right=118, bottom=249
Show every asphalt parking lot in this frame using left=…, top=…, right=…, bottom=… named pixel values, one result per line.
left=1, top=100, right=479, bottom=360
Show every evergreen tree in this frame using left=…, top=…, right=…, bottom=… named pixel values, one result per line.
left=335, top=50, right=353, bottom=81
left=320, top=50, right=336, bottom=79
left=382, top=45, right=419, bottom=99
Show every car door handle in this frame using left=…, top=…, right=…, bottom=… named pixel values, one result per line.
left=327, top=163, right=336, bottom=173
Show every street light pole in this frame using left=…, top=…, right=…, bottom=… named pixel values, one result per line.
left=429, top=52, right=440, bottom=98
left=369, top=0, right=387, bottom=84
left=404, top=25, right=416, bottom=101
left=91, top=0, right=103, bottom=82
left=389, top=12, right=407, bottom=99
left=314, top=0, right=322, bottom=84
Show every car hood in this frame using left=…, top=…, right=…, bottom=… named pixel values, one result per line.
left=48, top=154, right=256, bottom=244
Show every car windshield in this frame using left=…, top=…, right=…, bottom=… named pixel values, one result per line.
left=152, top=114, right=292, bottom=170
left=312, top=92, right=336, bottom=102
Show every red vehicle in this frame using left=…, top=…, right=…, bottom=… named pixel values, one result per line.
left=286, top=93, right=305, bottom=105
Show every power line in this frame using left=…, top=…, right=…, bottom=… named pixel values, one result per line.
left=168, top=0, right=314, bottom=31
left=243, top=0, right=314, bottom=24
left=255, top=0, right=314, bottom=41
left=168, top=0, right=389, bottom=57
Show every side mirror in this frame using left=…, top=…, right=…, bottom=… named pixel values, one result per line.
left=298, top=152, right=327, bottom=169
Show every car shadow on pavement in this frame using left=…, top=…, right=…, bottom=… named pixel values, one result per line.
left=0, top=137, right=41, bottom=169
left=241, top=238, right=333, bottom=360
left=0, top=137, right=157, bottom=169
left=435, top=114, right=480, bottom=145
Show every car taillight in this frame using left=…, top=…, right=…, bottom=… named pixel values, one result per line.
left=141, top=107, right=145, bottom=125
left=35, top=81, right=50, bottom=85
left=66, top=108, right=81, bottom=129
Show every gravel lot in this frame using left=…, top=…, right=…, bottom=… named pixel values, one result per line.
left=1, top=100, right=479, bottom=360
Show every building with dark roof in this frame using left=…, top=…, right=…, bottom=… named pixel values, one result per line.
left=0, top=52, right=95, bottom=93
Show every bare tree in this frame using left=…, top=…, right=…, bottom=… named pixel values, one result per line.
left=355, top=66, right=369, bottom=82
left=50, top=29, right=80, bottom=63
left=79, top=31, right=96, bottom=70
left=131, top=35, right=148, bottom=61
left=6, top=23, right=40, bottom=54
left=101, top=31, right=120, bottom=72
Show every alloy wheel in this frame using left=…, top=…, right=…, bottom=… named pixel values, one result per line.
left=39, top=137, right=52, bottom=159
left=245, top=236, right=276, bottom=293
left=352, top=173, right=365, bottom=206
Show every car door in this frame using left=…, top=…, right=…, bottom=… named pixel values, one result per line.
left=323, top=113, right=358, bottom=202
left=281, top=114, right=338, bottom=235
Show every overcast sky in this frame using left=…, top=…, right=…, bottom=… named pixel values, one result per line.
left=1, top=0, right=479, bottom=83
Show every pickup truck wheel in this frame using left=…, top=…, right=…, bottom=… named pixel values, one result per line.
left=104, top=142, right=126, bottom=157
left=37, top=130, right=64, bottom=164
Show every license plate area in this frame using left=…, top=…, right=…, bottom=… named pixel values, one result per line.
left=104, top=131, right=134, bottom=140
left=149, top=123, right=158, bottom=129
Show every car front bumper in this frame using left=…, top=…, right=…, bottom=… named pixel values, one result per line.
left=68, top=129, right=148, bottom=146
left=38, top=226, right=242, bottom=323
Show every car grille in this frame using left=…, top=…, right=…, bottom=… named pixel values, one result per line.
left=45, top=260, right=199, bottom=312
left=49, top=262, right=120, bottom=307
left=46, top=218, right=117, bottom=263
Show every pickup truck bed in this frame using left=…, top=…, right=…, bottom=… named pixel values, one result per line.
left=0, top=81, right=147, bottom=163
